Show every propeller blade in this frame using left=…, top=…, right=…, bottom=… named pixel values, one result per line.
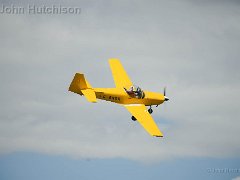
left=163, top=87, right=169, bottom=101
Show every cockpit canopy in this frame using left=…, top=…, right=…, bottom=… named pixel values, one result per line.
left=124, top=85, right=145, bottom=99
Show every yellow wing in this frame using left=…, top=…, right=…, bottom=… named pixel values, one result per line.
left=124, top=104, right=163, bottom=137
left=109, top=59, right=133, bottom=88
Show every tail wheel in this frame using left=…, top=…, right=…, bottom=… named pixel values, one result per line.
left=131, top=116, right=137, bottom=121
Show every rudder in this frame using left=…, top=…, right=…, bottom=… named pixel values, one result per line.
left=69, top=73, right=97, bottom=103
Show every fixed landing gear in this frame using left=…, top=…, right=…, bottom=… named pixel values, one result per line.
left=131, top=116, right=137, bottom=121
left=148, top=106, right=153, bottom=114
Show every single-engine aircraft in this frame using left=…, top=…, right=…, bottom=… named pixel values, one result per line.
left=69, top=59, right=169, bottom=137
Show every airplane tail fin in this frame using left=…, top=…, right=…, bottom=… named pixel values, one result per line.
left=69, top=73, right=97, bottom=103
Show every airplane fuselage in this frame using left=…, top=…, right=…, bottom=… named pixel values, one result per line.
left=94, top=88, right=165, bottom=106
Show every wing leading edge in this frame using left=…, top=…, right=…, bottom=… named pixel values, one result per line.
left=124, top=104, right=163, bottom=137
left=109, top=59, right=133, bottom=88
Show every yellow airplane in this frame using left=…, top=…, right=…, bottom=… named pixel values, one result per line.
left=69, top=59, right=169, bottom=137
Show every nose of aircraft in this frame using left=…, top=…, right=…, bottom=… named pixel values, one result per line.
left=164, top=96, right=169, bottom=101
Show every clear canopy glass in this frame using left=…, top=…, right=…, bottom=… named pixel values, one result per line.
left=124, top=85, right=145, bottom=99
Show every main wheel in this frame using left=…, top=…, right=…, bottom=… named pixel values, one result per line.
left=131, top=116, right=137, bottom=121
left=148, top=108, right=153, bottom=114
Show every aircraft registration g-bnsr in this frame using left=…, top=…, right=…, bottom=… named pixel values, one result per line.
left=69, top=59, right=169, bottom=137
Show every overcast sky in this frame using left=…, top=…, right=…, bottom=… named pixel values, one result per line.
left=0, top=0, right=240, bottom=179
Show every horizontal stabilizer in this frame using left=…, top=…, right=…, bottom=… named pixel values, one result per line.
left=81, top=89, right=97, bottom=103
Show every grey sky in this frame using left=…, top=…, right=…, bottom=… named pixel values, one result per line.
left=0, top=0, right=240, bottom=162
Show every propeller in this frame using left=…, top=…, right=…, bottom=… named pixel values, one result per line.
left=164, top=87, right=169, bottom=102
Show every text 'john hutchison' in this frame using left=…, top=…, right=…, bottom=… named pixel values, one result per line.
left=0, top=4, right=81, bottom=14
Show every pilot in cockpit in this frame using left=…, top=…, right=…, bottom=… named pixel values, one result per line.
left=124, top=85, right=145, bottom=99
left=135, top=87, right=141, bottom=98
left=124, top=86, right=135, bottom=96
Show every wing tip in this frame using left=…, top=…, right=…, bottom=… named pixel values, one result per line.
left=155, top=135, right=163, bottom=138
left=109, top=58, right=120, bottom=61
left=109, top=58, right=120, bottom=64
